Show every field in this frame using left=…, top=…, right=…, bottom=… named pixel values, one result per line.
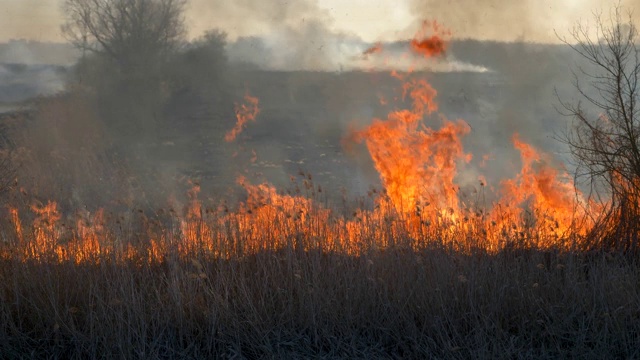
left=1, top=242, right=639, bottom=358
left=1, top=40, right=639, bottom=358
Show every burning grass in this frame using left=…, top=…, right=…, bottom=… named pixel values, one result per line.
left=0, top=173, right=636, bottom=357
left=1, top=19, right=639, bottom=358
left=0, top=170, right=594, bottom=265
left=0, top=152, right=634, bottom=358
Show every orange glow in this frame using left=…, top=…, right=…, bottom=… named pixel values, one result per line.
left=1, top=20, right=608, bottom=264
left=225, top=93, right=260, bottom=142
left=486, top=134, right=590, bottom=248
left=410, top=21, right=449, bottom=58
left=347, top=84, right=471, bottom=215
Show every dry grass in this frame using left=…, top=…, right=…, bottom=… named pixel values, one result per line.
left=1, top=92, right=639, bottom=359
left=0, top=149, right=638, bottom=358
left=0, top=229, right=639, bottom=358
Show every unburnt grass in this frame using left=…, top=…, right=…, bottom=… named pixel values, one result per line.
left=0, top=237, right=639, bottom=359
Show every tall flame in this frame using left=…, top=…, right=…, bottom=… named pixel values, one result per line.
left=347, top=77, right=471, bottom=214
left=1, top=19, right=606, bottom=264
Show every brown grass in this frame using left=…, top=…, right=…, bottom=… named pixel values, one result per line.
left=0, top=229, right=639, bottom=358
left=1, top=94, right=639, bottom=359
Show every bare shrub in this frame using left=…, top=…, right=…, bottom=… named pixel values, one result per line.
left=558, top=5, right=640, bottom=252
left=62, top=0, right=187, bottom=76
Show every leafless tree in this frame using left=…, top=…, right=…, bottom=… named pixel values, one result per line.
left=62, top=0, right=187, bottom=74
left=558, top=4, right=640, bottom=252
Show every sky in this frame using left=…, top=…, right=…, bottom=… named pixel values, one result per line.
left=0, top=0, right=637, bottom=43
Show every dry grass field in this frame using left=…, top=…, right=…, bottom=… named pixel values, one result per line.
left=1, top=18, right=639, bottom=359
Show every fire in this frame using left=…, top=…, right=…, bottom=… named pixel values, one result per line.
left=224, top=93, right=260, bottom=142
left=343, top=21, right=587, bottom=249
left=496, top=134, right=589, bottom=240
left=410, top=20, right=449, bottom=58
left=345, top=22, right=465, bottom=217
left=1, top=20, right=607, bottom=264
left=347, top=79, right=471, bottom=214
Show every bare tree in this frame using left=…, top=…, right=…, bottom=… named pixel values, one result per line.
left=62, top=0, right=187, bottom=74
left=558, top=4, right=640, bottom=252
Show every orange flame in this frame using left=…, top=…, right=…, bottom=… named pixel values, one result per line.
left=496, top=134, right=587, bottom=239
left=0, top=19, right=608, bottom=265
left=410, top=21, right=449, bottom=58
left=347, top=73, right=470, bottom=215
left=225, top=93, right=260, bottom=142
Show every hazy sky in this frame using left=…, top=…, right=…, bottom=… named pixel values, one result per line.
left=0, top=0, right=636, bottom=43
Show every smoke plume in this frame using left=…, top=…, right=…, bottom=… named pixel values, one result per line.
left=408, top=0, right=640, bottom=43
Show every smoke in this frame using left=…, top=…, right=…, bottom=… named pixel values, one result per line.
left=187, top=0, right=333, bottom=40
left=226, top=21, right=362, bottom=71
left=400, top=0, right=640, bottom=193
left=3, top=0, right=637, bottom=210
left=2, top=0, right=638, bottom=45
left=354, top=41, right=490, bottom=73
left=408, top=0, right=640, bottom=43
left=0, top=0, right=64, bottom=42
left=195, top=0, right=488, bottom=71
left=187, top=0, right=363, bottom=71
